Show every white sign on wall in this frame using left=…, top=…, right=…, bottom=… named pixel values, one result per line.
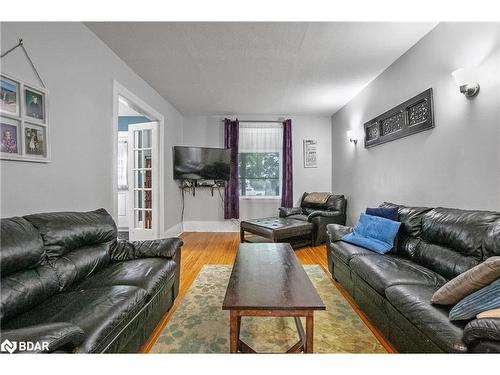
left=303, top=139, right=317, bottom=168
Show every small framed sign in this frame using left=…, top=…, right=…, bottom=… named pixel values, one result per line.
left=303, top=139, right=317, bottom=168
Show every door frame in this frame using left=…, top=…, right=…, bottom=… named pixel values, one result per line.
left=112, top=80, right=165, bottom=238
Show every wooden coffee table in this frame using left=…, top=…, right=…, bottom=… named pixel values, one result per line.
left=222, top=243, right=325, bottom=353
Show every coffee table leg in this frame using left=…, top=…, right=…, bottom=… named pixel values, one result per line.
left=305, top=313, right=314, bottom=353
left=230, top=311, right=239, bottom=353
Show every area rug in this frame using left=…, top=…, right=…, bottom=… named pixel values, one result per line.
left=150, top=265, right=386, bottom=353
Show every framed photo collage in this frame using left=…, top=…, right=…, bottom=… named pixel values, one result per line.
left=0, top=73, right=49, bottom=162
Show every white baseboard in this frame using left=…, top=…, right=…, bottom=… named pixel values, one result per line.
left=163, top=223, right=183, bottom=237
left=180, top=220, right=240, bottom=232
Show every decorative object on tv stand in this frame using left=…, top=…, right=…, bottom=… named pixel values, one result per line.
left=0, top=39, right=50, bottom=162
left=346, top=130, right=357, bottom=145
left=452, top=67, right=480, bottom=98
left=363, top=88, right=434, bottom=149
left=303, top=139, right=317, bottom=168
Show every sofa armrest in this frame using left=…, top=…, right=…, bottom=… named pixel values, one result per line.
left=279, top=206, right=302, bottom=218
left=463, top=318, right=500, bottom=349
left=110, top=237, right=183, bottom=262
left=326, top=223, right=353, bottom=242
left=1, top=323, right=84, bottom=353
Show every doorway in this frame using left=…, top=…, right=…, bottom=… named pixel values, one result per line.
left=113, top=82, right=164, bottom=241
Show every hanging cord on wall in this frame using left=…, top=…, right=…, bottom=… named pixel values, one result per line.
left=180, top=186, right=185, bottom=233
left=0, top=38, right=46, bottom=88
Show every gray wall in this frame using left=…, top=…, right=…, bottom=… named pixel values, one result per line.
left=0, top=22, right=184, bottom=233
left=181, top=115, right=332, bottom=230
left=331, top=23, right=500, bottom=225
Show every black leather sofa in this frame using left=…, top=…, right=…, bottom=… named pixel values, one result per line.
left=279, top=192, right=347, bottom=245
left=326, top=202, right=500, bottom=353
left=0, top=208, right=182, bottom=353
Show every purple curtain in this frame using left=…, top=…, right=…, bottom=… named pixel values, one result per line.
left=224, top=118, right=240, bottom=219
left=281, top=119, right=293, bottom=207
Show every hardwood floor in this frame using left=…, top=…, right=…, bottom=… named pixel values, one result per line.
left=139, top=232, right=395, bottom=353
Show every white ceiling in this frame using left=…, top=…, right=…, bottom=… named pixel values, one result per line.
left=87, top=22, right=436, bottom=116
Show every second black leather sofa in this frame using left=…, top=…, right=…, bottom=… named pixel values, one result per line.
left=0, top=208, right=182, bottom=353
left=326, top=203, right=500, bottom=353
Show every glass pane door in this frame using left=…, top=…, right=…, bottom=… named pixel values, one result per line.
left=132, top=128, right=152, bottom=230
left=128, top=121, right=158, bottom=241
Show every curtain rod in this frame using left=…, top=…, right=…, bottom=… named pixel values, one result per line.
left=238, top=120, right=284, bottom=123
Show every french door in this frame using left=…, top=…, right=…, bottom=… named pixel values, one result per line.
left=128, top=122, right=159, bottom=240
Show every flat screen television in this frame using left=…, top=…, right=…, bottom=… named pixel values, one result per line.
left=173, top=146, right=231, bottom=181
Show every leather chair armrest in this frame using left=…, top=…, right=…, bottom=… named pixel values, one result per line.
left=110, top=237, right=183, bottom=261
left=326, top=223, right=353, bottom=242
left=463, top=318, right=500, bottom=347
left=307, top=210, right=342, bottom=221
left=279, top=206, right=302, bottom=217
left=1, top=323, right=84, bottom=353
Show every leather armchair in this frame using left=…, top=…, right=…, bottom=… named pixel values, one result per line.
left=279, top=192, right=347, bottom=245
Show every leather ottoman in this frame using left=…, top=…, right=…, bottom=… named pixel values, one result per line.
left=240, top=217, right=313, bottom=248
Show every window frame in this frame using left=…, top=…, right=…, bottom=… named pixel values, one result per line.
left=237, top=123, right=283, bottom=200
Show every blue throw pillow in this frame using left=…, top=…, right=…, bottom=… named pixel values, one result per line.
left=449, top=278, right=500, bottom=321
left=341, top=213, right=401, bottom=254
left=366, top=207, right=399, bottom=222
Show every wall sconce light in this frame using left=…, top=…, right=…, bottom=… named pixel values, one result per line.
left=452, top=67, right=480, bottom=98
left=346, top=130, right=357, bottom=145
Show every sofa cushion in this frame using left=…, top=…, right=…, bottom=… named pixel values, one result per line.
left=50, top=243, right=111, bottom=291
left=24, top=208, right=117, bottom=258
left=379, top=202, right=431, bottom=237
left=431, top=256, right=500, bottom=305
left=449, top=279, right=500, bottom=321
left=342, top=213, right=401, bottom=254
left=350, top=255, right=447, bottom=295
left=385, top=284, right=467, bottom=353
left=484, top=218, right=500, bottom=258
left=69, top=258, right=176, bottom=298
left=413, top=240, right=481, bottom=280
left=1, top=264, right=60, bottom=323
left=331, top=241, right=376, bottom=264
left=366, top=207, right=399, bottom=221
left=4, top=285, right=147, bottom=353
left=421, top=207, right=500, bottom=259
left=1, top=217, right=45, bottom=276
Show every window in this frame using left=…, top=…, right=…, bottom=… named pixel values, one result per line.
left=238, top=123, right=282, bottom=198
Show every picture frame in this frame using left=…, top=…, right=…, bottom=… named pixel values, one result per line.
left=24, top=85, right=46, bottom=123
left=0, top=73, right=50, bottom=162
left=24, top=122, right=47, bottom=157
left=303, top=139, right=318, bottom=168
left=1, top=116, right=21, bottom=156
left=0, top=75, right=20, bottom=117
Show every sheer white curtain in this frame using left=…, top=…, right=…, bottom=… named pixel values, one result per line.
left=239, top=123, right=283, bottom=153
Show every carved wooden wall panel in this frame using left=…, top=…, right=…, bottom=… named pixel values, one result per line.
left=364, top=88, right=434, bottom=148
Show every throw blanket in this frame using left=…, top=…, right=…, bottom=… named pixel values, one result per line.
left=303, top=192, right=332, bottom=205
